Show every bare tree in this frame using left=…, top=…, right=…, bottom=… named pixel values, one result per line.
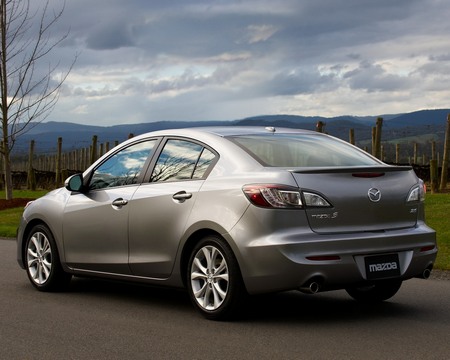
left=0, top=0, right=75, bottom=200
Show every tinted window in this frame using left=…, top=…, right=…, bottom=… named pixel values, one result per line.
left=229, top=134, right=381, bottom=167
left=193, top=148, right=215, bottom=179
left=151, top=140, right=216, bottom=182
left=90, top=140, right=157, bottom=190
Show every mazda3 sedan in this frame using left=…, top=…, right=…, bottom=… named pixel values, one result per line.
left=17, top=127, right=437, bottom=319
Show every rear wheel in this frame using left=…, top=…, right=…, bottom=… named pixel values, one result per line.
left=346, top=280, right=402, bottom=303
left=25, top=224, right=71, bottom=291
left=187, top=235, right=246, bottom=320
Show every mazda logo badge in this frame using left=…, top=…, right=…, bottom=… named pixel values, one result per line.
left=368, top=188, right=381, bottom=202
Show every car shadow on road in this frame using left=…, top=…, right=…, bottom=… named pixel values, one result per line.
left=61, top=276, right=428, bottom=324
left=66, top=276, right=193, bottom=313
left=239, top=290, right=422, bottom=324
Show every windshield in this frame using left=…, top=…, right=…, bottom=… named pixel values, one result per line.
left=228, top=133, right=382, bottom=167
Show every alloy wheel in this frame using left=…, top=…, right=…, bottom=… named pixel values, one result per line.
left=190, top=245, right=229, bottom=311
left=27, top=231, right=52, bottom=285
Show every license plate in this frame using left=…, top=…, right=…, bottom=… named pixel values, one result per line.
left=365, top=253, right=400, bottom=280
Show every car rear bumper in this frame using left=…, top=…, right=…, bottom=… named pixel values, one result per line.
left=230, top=222, right=437, bottom=294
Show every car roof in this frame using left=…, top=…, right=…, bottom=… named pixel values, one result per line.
left=193, top=126, right=317, bottom=136
left=137, top=126, right=317, bottom=139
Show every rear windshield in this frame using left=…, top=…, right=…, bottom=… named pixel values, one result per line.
left=228, top=133, right=381, bottom=167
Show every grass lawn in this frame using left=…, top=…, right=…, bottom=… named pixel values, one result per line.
left=0, top=207, right=24, bottom=237
left=1, top=190, right=449, bottom=270
left=0, top=189, right=48, bottom=199
left=0, top=190, right=49, bottom=237
left=424, top=193, right=450, bottom=271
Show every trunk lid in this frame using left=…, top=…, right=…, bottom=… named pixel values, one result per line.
left=291, top=166, right=420, bottom=234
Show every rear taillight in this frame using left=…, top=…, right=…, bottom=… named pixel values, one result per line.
left=303, top=192, right=331, bottom=207
left=242, top=185, right=331, bottom=209
left=407, top=180, right=426, bottom=203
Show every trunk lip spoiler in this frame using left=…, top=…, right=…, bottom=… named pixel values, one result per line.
left=290, top=165, right=413, bottom=174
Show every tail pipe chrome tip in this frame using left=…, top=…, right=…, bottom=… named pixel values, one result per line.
left=299, top=279, right=321, bottom=294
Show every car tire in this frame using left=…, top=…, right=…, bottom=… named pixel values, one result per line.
left=345, top=280, right=402, bottom=303
left=187, top=235, right=246, bottom=320
left=25, top=224, right=71, bottom=292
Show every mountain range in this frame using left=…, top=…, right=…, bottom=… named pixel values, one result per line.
left=11, top=109, right=450, bottom=156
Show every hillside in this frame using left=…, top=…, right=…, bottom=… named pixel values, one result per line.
left=10, top=108, right=450, bottom=155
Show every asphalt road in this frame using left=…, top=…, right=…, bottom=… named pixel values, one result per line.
left=2, top=238, right=449, bottom=360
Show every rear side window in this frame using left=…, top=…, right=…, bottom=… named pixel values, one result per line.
left=229, top=134, right=381, bottom=167
left=151, top=139, right=216, bottom=182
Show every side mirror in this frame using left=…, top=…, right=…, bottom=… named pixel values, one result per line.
left=65, top=173, right=85, bottom=192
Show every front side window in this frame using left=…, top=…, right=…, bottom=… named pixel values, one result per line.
left=151, top=139, right=216, bottom=182
left=90, top=140, right=157, bottom=190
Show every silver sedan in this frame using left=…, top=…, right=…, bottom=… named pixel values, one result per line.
left=17, top=127, right=437, bottom=320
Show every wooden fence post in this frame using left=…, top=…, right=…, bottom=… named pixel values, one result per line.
left=374, top=117, right=383, bottom=159
left=85, top=147, right=90, bottom=169
left=439, top=114, right=450, bottom=191
left=316, top=121, right=325, bottom=133
left=413, top=143, right=418, bottom=164
left=349, top=129, right=355, bottom=145
left=27, top=140, right=36, bottom=191
left=80, top=148, right=86, bottom=171
left=55, top=137, right=63, bottom=187
left=371, top=127, right=376, bottom=156
left=90, top=135, right=98, bottom=165
left=430, top=141, right=439, bottom=193
left=0, top=141, right=4, bottom=190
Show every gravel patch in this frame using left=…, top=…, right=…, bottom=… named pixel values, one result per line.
left=430, top=269, right=450, bottom=281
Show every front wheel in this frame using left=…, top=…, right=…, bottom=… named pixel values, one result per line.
left=187, top=235, right=246, bottom=320
left=345, top=280, right=402, bottom=303
left=25, top=224, right=71, bottom=291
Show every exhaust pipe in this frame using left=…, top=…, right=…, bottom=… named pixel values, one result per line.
left=421, top=268, right=432, bottom=279
left=415, top=266, right=432, bottom=279
left=299, top=280, right=321, bottom=294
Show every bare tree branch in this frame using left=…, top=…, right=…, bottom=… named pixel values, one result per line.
left=0, top=0, right=76, bottom=199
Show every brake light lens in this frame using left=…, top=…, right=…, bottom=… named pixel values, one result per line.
left=243, top=185, right=331, bottom=209
left=243, top=185, right=303, bottom=208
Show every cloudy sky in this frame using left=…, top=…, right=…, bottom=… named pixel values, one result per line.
left=30, top=0, right=450, bottom=125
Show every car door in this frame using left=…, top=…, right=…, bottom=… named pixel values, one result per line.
left=62, top=139, right=158, bottom=274
left=128, top=138, right=217, bottom=278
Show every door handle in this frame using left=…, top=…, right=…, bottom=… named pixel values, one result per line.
left=112, top=198, right=128, bottom=207
left=172, top=191, right=192, bottom=202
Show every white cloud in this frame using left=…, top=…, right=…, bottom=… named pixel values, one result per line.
left=32, top=0, right=450, bottom=125
left=242, top=25, right=279, bottom=44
